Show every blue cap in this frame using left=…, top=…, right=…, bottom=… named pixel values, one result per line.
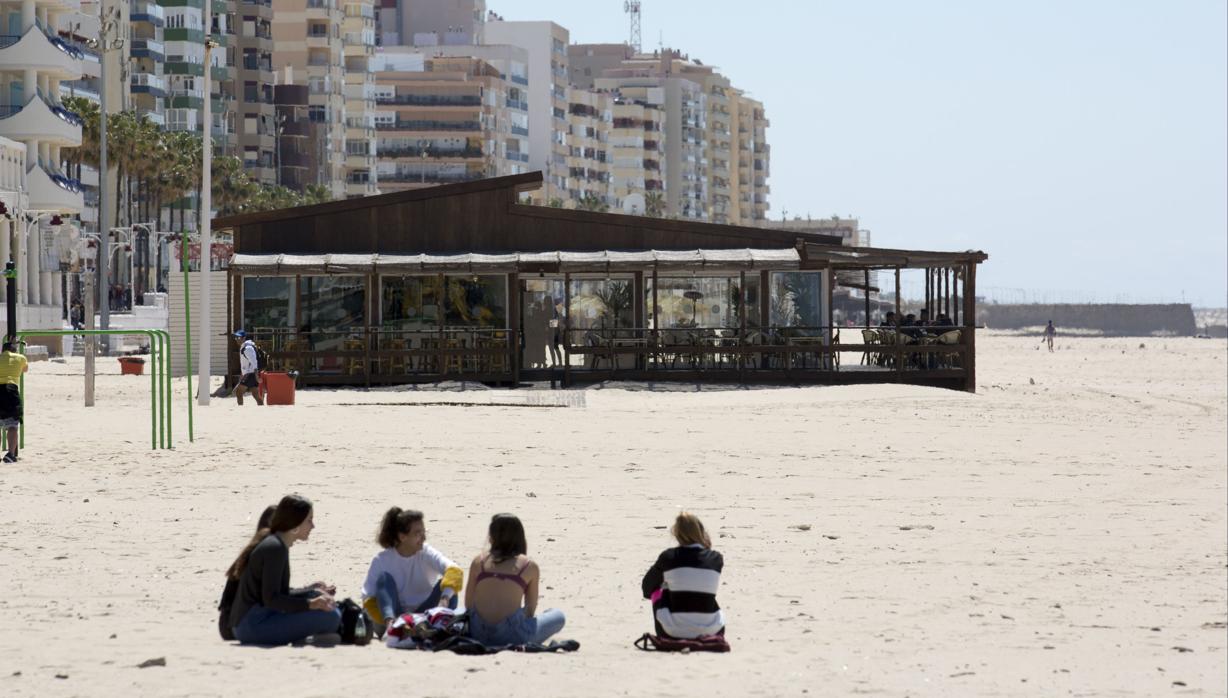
left=233, top=329, right=247, bottom=338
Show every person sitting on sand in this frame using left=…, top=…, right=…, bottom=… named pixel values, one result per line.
left=218, top=504, right=276, bottom=640
left=362, top=507, right=464, bottom=635
left=227, top=494, right=341, bottom=645
left=642, top=511, right=725, bottom=639
left=464, top=513, right=566, bottom=646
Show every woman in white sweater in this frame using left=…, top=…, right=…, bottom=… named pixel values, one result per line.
left=361, top=507, right=464, bottom=635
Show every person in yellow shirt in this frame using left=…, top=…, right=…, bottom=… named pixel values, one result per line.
left=0, top=341, right=28, bottom=463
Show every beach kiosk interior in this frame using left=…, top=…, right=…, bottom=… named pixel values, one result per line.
left=216, top=173, right=987, bottom=392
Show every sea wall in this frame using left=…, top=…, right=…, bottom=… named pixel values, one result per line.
left=977, top=303, right=1197, bottom=336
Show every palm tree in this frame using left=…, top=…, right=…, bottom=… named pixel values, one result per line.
left=644, top=191, right=665, bottom=218
left=577, top=192, right=609, bottom=213
left=61, top=96, right=99, bottom=182
left=303, top=184, right=332, bottom=205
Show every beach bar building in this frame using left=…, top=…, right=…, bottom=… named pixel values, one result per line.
left=216, top=172, right=988, bottom=391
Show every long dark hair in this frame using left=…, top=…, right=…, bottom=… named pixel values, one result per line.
left=488, top=513, right=527, bottom=563
left=226, top=495, right=313, bottom=580
left=377, top=506, right=424, bottom=549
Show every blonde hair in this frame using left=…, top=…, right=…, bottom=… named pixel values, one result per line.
left=671, top=511, right=711, bottom=548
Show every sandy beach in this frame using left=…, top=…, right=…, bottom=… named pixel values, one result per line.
left=0, top=331, right=1224, bottom=697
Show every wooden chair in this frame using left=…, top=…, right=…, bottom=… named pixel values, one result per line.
left=343, top=338, right=366, bottom=376
left=443, top=337, right=465, bottom=374
left=860, top=329, right=880, bottom=366
left=384, top=338, right=408, bottom=375
left=419, top=337, right=440, bottom=373
left=935, top=329, right=962, bottom=368
left=478, top=334, right=509, bottom=374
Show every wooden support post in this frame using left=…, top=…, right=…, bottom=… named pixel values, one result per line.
left=895, top=266, right=902, bottom=379
left=633, top=270, right=644, bottom=370
left=563, top=272, right=571, bottom=387
left=230, top=272, right=241, bottom=390
left=650, top=266, right=658, bottom=369
left=738, top=270, right=747, bottom=378
left=963, top=262, right=976, bottom=392
left=864, top=268, right=871, bottom=327
left=925, top=267, right=931, bottom=318
left=508, top=273, right=520, bottom=385
left=760, top=270, right=771, bottom=369
left=364, top=272, right=375, bottom=388
left=826, top=267, right=835, bottom=369
left=953, top=268, right=960, bottom=326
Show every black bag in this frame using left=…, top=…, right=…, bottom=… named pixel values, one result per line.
left=337, top=598, right=373, bottom=646
left=250, top=342, right=269, bottom=372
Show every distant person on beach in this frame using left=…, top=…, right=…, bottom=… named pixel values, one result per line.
left=227, top=494, right=341, bottom=645
left=361, top=507, right=464, bottom=637
left=231, top=330, right=263, bottom=406
left=0, top=341, right=27, bottom=463
left=1043, top=321, right=1056, bottom=352
left=642, top=512, right=725, bottom=639
left=464, top=513, right=566, bottom=645
left=218, top=504, right=277, bottom=640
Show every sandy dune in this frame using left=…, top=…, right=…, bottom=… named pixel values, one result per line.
left=0, top=332, right=1224, bottom=697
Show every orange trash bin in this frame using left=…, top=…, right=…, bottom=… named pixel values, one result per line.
left=261, top=371, right=296, bottom=405
left=118, top=356, right=145, bottom=376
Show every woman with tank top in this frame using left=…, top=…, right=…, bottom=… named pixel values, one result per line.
left=463, top=513, right=566, bottom=646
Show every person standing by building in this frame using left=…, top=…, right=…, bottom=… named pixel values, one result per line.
left=0, top=341, right=28, bottom=463
left=1043, top=320, right=1056, bottom=352
left=232, top=330, right=264, bottom=406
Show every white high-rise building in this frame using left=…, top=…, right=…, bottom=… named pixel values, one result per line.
left=0, top=0, right=85, bottom=328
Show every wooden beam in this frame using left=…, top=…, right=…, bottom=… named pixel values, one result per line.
left=863, top=268, right=871, bottom=327
left=963, top=262, right=977, bottom=393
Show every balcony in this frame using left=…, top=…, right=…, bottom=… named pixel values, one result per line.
left=377, top=146, right=482, bottom=160
left=506, top=151, right=529, bottom=163
left=130, top=38, right=165, bottom=61
left=0, top=25, right=84, bottom=78
left=0, top=94, right=82, bottom=146
left=510, top=125, right=529, bottom=137
left=131, top=72, right=166, bottom=97
left=27, top=162, right=83, bottom=213
left=505, top=98, right=528, bottom=111
left=376, top=94, right=481, bottom=107
left=374, top=120, right=481, bottom=133
left=510, top=74, right=528, bottom=86
left=131, top=2, right=166, bottom=26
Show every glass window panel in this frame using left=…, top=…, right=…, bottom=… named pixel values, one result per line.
left=770, top=271, right=824, bottom=335
left=381, top=275, right=441, bottom=331
left=443, top=275, right=507, bottom=328
left=567, top=277, right=634, bottom=331
left=648, top=275, right=750, bottom=330
left=242, top=276, right=294, bottom=330
left=300, top=276, right=366, bottom=373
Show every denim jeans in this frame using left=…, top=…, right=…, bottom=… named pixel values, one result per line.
left=467, top=607, right=566, bottom=646
left=233, top=605, right=343, bottom=646
left=374, top=573, right=458, bottom=621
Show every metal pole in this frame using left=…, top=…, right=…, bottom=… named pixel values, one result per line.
left=4, top=261, right=14, bottom=342
left=182, top=234, right=195, bottom=434
left=98, top=9, right=110, bottom=337
left=198, top=20, right=214, bottom=406
left=84, top=268, right=95, bottom=405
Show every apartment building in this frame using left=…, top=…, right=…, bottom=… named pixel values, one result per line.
left=562, top=87, right=610, bottom=207
left=342, top=0, right=378, bottom=197
left=483, top=20, right=568, bottom=203
left=273, top=82, right=320, bottom=191
left=576, top=46, right=770, bottom=225
left=130, top=1, right=166, bottom=127
left=609, top=95, right=664, bottom=215
left=396, top=0, right=484, bottom=48
left=234, top=0, right=276, bottom=185
left=163, top=0, right=233, bottom=142
left=271, top=0, right=346, bottom=198
left=371, top=52, right=521, bottom=193
left=0, top=0, right=84, bottom=325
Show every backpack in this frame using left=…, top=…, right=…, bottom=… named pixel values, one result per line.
left=248, top=341, right=269, bottom=372
left=634, top=632, right=730, bottom=653
left=337, top=598, right=374, bottom=646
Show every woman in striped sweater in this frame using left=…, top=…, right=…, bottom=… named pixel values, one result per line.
left=641, top=512, right=725, bottom=638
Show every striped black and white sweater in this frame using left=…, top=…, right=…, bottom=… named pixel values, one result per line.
left=641, top=544, right=725, bottom=638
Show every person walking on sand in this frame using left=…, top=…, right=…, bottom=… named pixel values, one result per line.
left=227, top=494, right=341, bottom=645
left=361, top=507, right=464, bottom=637
left=1042, top=320, right=1056, bottom=352
left=464, top=513, right=566, bottom=646
left=0, top=341, right=28, bottom=463
left=231, top=330, right=263, bottom=405
left=642, top=511, right=725, bottom=639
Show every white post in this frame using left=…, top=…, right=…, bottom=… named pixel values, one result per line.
left=84, top=268, right=94, bottom=406
left=197, top=12, right=213, bottom=406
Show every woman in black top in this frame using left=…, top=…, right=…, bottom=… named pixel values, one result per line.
left=642, top=512, right=725, bottom=638
left=227, top=495, right=341, bottom=645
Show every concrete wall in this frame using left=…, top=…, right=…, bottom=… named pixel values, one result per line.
left=978, top=303, right=1197, bottom=336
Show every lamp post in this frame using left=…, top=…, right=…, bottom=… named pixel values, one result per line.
left=92, top=5, right=124, bottom=336
left=198, top=18, right=218, bottom=406
left=0, top=201, right=63, bottom=343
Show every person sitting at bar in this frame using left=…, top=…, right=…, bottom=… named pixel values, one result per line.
left=464, top=513, right=566, bottom=646
left=361, top=507, right=464, bottom=637
left=879, top=311, right=897, bottom=327
left=917, top=309, right=931, bottom=327
left=901, top=314, right=924, bottom=339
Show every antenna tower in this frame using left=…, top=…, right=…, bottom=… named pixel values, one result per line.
left=624, top=1, right=642, bottom=54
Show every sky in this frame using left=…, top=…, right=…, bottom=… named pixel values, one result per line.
left=495, top=1, right=1228, bottom=306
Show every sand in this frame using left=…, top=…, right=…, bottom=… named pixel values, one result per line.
left=0, top=332, right=1224, bottom=697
